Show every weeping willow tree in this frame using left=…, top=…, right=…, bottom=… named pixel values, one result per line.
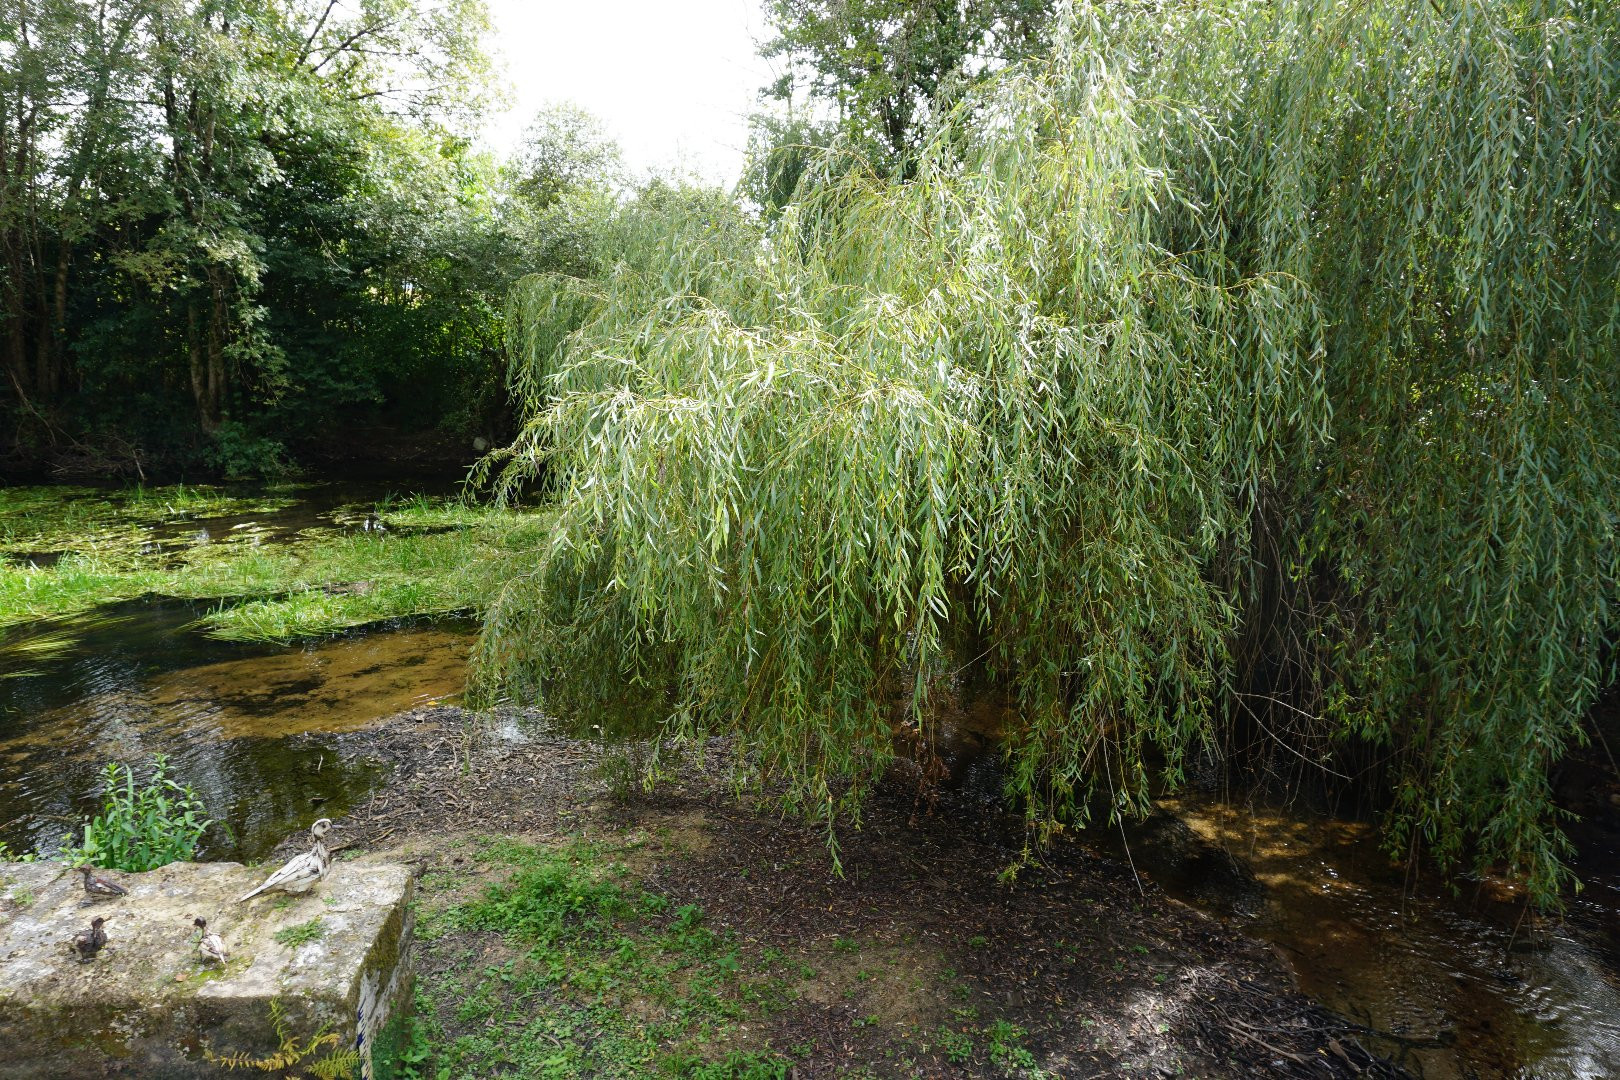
left=479, top=0, right=1619, bottom=901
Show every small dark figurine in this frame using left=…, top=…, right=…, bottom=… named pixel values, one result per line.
left=77, top=865, right=128, bottom=903
left=72, top=916, right=108, bottom=963
left=193, top=917, right=229, bottom=965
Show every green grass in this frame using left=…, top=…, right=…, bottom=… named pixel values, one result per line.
left=379, top=833, right=1068, bottom=1077
left=394, top=837, right=801, bottom=1079
left=273, top=918, right=326, bottom=947
left=0, top=487, right=544, bottom=643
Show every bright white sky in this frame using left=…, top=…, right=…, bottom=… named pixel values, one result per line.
left=481, top=0, right=778, bottom=187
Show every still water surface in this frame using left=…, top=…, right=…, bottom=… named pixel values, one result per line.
left=1108, top=798, right=1620, bottom=1079
left=0, top=599, right=469, bottom=862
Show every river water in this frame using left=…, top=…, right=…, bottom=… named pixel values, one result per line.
left=0, top=482, right=469, bottom=861
left=3, top=484, right=1618, bottom=1077
left=1106, top=797, right=1620, bottom=1078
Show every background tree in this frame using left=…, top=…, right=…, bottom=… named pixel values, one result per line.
left=0, top=0, right=541, bottom=476
left=508, top=102, right=623, bottom=210
left=760, top=0, right=1053, bottom=171
left=737, top=110, right=839, bottom=214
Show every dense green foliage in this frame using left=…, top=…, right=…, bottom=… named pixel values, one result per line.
left=759, top=0, right=1053, bottom=173
left=483, top=0, right=1619, bottom=900
left=60, top=755, right=213, bottom=871
left=0, top=2, right=621, bottom=476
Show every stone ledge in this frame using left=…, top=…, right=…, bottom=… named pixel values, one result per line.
left=0, top=857, right=413, bottom=1079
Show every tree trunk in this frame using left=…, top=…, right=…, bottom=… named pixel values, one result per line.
left=2, top=227, right=28, bottom=400
left=207, top=271, right=227, bottom=427
left=47, top=240, right=70, bottom=388
left=187, top=298, right=217, bottom=433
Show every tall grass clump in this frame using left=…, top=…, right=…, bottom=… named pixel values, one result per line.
left=60, top=756, right=214, bottom=872
left=479, top=0, right=1619, bottom=901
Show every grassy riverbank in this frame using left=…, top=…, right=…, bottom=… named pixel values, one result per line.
left=0, top=484, right=538, bottom=645
left=323, top=707, right=1403, bottom=1080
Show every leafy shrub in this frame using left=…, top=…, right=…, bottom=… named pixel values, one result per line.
left=60, top=755, right=214, bottom=872
left=205, top=421, right=292, bottom=480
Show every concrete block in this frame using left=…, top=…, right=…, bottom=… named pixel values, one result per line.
left=0, top=857, right=413, bottom=1079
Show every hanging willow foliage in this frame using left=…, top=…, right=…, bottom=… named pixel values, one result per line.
left=479, top=0, right=1619, bottom=901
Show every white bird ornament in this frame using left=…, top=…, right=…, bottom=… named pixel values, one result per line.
left=237, top=818, right=335, bottom=902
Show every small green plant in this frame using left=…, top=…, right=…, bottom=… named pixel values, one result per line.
left=668, top=1050, right=791, bottom=1079
left=59, top=755, right=212, bottom=872
left=596, top=743, right=654, bottom=802
left=0, top=841, right=38, bottom=863
left=274, top=918, right=326, bottom=947
left=374, top=1012, right=434, bottom=1080
left=205, top=997, right=360, bottom=1078
left=987, top=1019, right=1036, bottom=1068
left=937, top=1026, right=975, bottom=1064
left=668, top=904, right=717, bottom=954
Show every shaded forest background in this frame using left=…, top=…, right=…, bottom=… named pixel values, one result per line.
left=1, top=0, right=1031, bottom=478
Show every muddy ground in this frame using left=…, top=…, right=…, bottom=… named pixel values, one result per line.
left=290, top=706, right=1406, bottom=1078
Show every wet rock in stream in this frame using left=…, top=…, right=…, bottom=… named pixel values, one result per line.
left=1120, top=810, right=1269, bottom=918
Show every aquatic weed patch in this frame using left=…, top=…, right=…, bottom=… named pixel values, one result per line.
left=0, top=488, right=540, bottom=641
left=0, top=484, right=298, bottom=564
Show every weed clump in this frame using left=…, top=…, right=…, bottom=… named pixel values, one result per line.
left=273, top=918, right=326, bottom=948
left=456, top=842, right=636, bottom=944
left=59, top=755, right=213, bottom=872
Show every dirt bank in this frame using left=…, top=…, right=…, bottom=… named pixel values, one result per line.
left=295, top=706, right=1404, bottom=1078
